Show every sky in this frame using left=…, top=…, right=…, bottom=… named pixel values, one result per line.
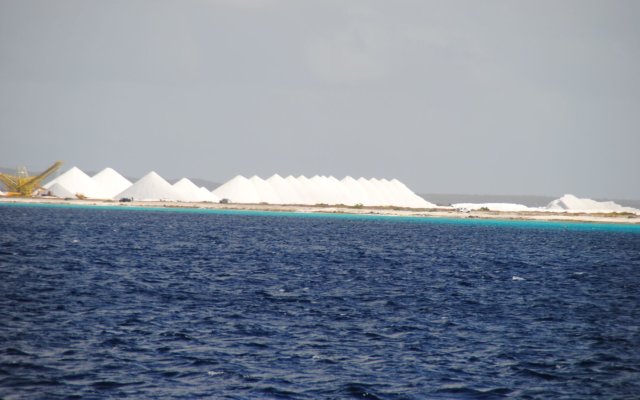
left=1, top=0, right=639, bottom=199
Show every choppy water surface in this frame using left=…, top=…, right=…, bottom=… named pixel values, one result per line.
left=1, top=205, right=639, bottom=399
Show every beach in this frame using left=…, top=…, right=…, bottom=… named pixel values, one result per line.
left=3, top=196, right=639, bottom=225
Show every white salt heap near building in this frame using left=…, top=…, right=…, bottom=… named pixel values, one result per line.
left=92, top=168, right=132, bottom=198
left=546, top=194, right=639, bottom=214
left=43, top=166, right=108, bottom=199
left=115, top=171, right=187, bottom=201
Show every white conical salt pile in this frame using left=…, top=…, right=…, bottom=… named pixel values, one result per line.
left=286, top=175, right=314, bottom=205
left=42, top=166, right=108, bottom=199
left=268, top=174, right=303, bottom=205
left=379, top=178, right=407, bottom=207
left=327, top=175, right=356, bottom=205
left=47, top=182, right=76, bottom=198
left=341, top=176, right=371, bottom=206
left=357, top=177, right=387, bottom=206
left=115, top=171, right=187, bottom=201
left=213, top=175, right=261, bottom=203
left=374, top=178, right=394, bottom=205
left=92, top=167, right=132, bottom=198
left=546, top=194, right=639, bottom=214
left=371, top=178, right=396, bottom=206
left=200, top=186, right=220, bottom=203
left=173, top=178, right=217, bottom=202
left=387, top=178, right=436, bottom=208
left=249, top=175, right=281, bottom=204
left=297, top=175, right=323, bottom=205
left=310, top=175, right=332, bottom=204
left=309, top=176, right=336, bottom=205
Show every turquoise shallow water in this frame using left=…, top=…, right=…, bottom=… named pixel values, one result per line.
left=1, top=201, right=640, bottom=233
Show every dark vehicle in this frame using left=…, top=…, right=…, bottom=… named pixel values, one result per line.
left=119, top=197, right=133, bottom=203
left=219, top=198, right=230, bottom=204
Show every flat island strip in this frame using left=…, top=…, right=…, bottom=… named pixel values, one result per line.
left=2, top=197, right=639, bottom=225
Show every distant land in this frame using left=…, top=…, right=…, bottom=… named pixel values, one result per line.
left=2, top=166, right=639, bottom=209
left=417, top=193, right=638, bottom=210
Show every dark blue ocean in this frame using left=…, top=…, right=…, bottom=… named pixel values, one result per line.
left=1, top=204, right=639, bottom=399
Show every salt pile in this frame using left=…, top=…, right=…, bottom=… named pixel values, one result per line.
left=47, top=182, right=76, bottom=198
left=309, top=175, right=337, bottom=204
left=43, top=166, right=108, bottom=199
left=213, top=175, right=261, bottom=203
left=296, top=175, right=322, bottom=205
left=92, top=168, right=132, bottom=198
left=285, top=175, right=313, bottom=204
left=388, top=179, right=434, bottom=208
left=212, top=174, right=435, bottom=208
left=342, top=176, right=370, bottom=205
left=356, top=177, right=382, bottom=206
left=173, top=178, right=218, bottom=202
left=546, top=194, right=639, bottom=214
left=329, top=175, right=357, bottom=205
left=369, top=178, right=394, bottom=206
left=115, top=171, right=187, bottom=201
left=268, top=174, right=304, bottom=205
left=250, top=176, right=281, bottom=204
left=200, top=186, right=219, bottom=202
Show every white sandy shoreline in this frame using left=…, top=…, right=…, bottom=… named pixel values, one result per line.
left=2, top=197, right=639, bottom=225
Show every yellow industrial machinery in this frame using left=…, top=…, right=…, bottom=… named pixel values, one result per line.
left=0, top=161, right=63, bottom=197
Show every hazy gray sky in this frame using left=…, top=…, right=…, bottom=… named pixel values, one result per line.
left=1, top=0, right=639, bottom=199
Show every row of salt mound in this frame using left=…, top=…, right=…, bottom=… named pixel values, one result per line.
left=116, top=173, right=218, bottom=202
left=212, top=174, right=435, bottom=208
left=44, top=167, right=218, bottom=202
left=44, top=166, right=110, bottom=199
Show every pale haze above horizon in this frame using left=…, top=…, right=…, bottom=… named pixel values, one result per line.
left=1, top=0, right=639, bottom=199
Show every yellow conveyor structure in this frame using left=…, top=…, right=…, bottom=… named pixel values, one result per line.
left=0, top=161, right=63, bottom=197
